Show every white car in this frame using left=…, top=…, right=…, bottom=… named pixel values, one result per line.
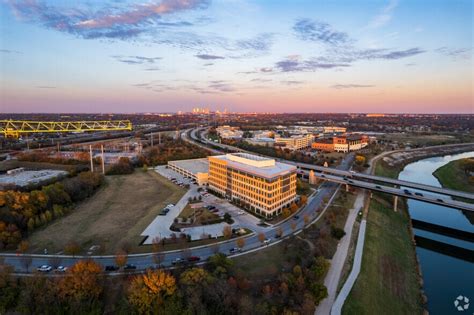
left=263, top=238, right=271, bottom=245
left=55, top=266, right=68, bottom=272
left=166, top=204, right=175, bottom=208
left=37, top=265, right=53, bottom=272
left=237, top=211, right=245, bottom=215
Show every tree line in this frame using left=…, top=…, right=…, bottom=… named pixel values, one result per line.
left=0, top=247, right=329, bottom=315
left=0, top=172, right=104, bottom=250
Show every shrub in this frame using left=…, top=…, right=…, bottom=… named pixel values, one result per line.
left=330, top=226, right=346, bottom=240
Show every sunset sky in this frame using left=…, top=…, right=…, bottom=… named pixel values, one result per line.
left=1, top=0, right=472, bottom=113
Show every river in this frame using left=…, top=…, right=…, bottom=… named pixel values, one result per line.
left=398, top=151, right=474, bottom=315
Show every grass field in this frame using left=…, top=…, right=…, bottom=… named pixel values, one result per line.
left=27, top=171, right=186, bottom=254
left=433, top=158, right=474, bottom=194
left=342, top=159, right=423, bottom=314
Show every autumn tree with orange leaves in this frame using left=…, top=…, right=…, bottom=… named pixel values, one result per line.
left=127, top=269, right=176, bottom=314
left=57, top=260, right=103, bottom=305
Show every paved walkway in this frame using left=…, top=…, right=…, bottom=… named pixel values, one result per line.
left=315, top=193, right=365, bottom=315
left=331, top=219, right=367, bottom=315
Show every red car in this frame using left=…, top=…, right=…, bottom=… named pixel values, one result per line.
left=187, top=256, right=201, bottom=262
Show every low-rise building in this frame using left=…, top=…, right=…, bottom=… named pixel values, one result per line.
left=167, top=158, right=209, bottom=185
left=274, top=134, right=314, bottom=150
left=323, top=126, right=347, bottom=134
left=312, top=134, right=370, bottom=152
left=244, top=137, right=275, bottom=147
left=216, top=125, right=244, bottom=139
left=208, top=153, right=297, bottom=218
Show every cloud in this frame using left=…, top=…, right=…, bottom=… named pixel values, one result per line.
left=250, top=78, right=272, bottom=82
left=293, top=19, right=349, bottom=46
left=6, top=0, right=207, bottom=40
left=435, top=47, right=472, bottom=60
left=366, top=0, right=398, bottom=29
left=112, top=55, right=162, bottom=64
left=203, top=62, right=214, bottom=66
left=0, top=49, right=21, bottom=54
left=331, top=84, right=374, bottom=89
left=281, top=80, right=304, bottom=85
left=259, top=67, right=273, bottom=73
left=275, top=58, right=350, bottom=72
left=36, top=86, right=56, bottom=89
left=195, top=54, right=224, bottom=60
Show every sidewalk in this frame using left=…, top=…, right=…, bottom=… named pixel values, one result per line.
left=331, top=219, right=367, bottom=315
left=315, top=193, right=365, bottom=315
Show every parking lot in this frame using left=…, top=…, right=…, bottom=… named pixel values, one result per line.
left=141, top=166, right=268, bottom=242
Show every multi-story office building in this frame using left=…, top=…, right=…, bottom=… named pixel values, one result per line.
left=208, top=153, right=297, bottom=218
left=274, top=134, right=314, bottom=150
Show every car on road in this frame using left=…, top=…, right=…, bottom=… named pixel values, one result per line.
left=436, top=198, right=445, bottom=203
left=37, top=265, right=53, bottom=272
left=187, top=256, right=201, bottom=262
left=414, top=192, right=423, bottom=197
left=229, top=247, right=242, bottom=254
left=166, top=204, right=175, bottom=208
left=348, top=179, right=354, bottom=183
left=375, top=185, right=382, bottom=189
left=55, top=266, right=68, bottom=273
left=124, top=264, right=137, bottom=270
left=171, top=258, right=185, bottom=265
left=105, top=265, right=119, bottom=271
left=403, top=189, right=412, bottom=195
left=293, top=215, right=299, bottom=220
left=263, top=238, right=271, bottom=245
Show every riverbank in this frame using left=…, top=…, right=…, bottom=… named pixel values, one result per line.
left=341, top=145, right=474, bottom=314
left=433, top=158, right=474, bottom=194
left=342, top=169, right=424, bottom=314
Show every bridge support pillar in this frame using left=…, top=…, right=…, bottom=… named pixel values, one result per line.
left=345, top=184, right=349, bottom=192
left=393, top=195, right=398, bottom=212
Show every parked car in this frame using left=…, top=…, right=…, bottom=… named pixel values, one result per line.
left=263, top=238, right=271, bottom=245
left=37, top=265, right=52, bottom=272
left=171, top=258, right=185, bottom=265
left=55, top=266, right=68, bottom=273
left=166, top=204, right=175, bottom=208
left=237, top=211, right=245, bottom=215
left=187, top=256, right=201, bottom=262
left=229, top=247, right=242, bottom=254
left=293, top=215, right=299, bottom=220
left=124, top=264, right=137, bottom=270
left=105, top=265, right=119, bottom=271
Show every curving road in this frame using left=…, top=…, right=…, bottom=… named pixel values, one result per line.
left=1, top=128, right=353, bottom=274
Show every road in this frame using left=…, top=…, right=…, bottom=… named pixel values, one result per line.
left=189, top=128, right=474, bottom=200
left=1, top=129, right=353, bottom=274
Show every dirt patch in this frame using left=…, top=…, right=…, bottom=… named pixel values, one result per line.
left=27, top=171, right=185, bottom=254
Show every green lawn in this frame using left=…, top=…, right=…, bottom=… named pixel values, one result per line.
left=433, top=158, right=474, bottom=194
left=343, top=159, right=423, bottom=315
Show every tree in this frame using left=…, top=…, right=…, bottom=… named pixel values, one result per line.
left=236, top=237, right=245, bottom=249
left=275, top=227, right=283, bottom=238
left=128, top=270, right=176, bottom=314
left=180, top=267, right=212, bottom=286
left=257, top=232, right=266, bottom=244
left=57, top=260, right=103, bottom=304
left=223, top=212, right=232, bottom=223
left=290, top=203, right=299, bottom=213
left=222, top=225, right=232, bottom=239
left=64, top=241, right=81, bottom=257
left=304, top=214, right=310, bottom=226
left=282, top=208, right=291, bottom=218
left=115, top=250, right=128, bottom=269
left=17, top=240, right=29, bottom=254
left=290, top=222, right=297, bottom=232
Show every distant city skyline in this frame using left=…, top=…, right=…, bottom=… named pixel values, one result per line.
left=1, top=0, right=472, bottom=114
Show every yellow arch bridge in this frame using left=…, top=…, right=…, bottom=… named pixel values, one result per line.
left=0, top=120, right=133, bottom=138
